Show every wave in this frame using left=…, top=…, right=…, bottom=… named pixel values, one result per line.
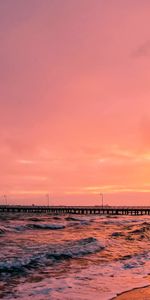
left=0, top=225, right=12, bottom=235
left=0, top=256, right=42, bottom=274
left=27, top=223, right=65, bottom=230
left=111, top=231, right=125, bottom=238
left=0, top=237, right=104, bottom=275
left=65, top=217, right=83, bottom=221
left=52, top=216, right=62, bottom=220
left=0, top=227, right=5, bottom=235
left=14, top=223, right=65, bottom=231
left=27, top=217, right=44, bottom=222
left=46, top=237, right=104, bottom=260
left=126, top=222, right=150, bottom=241
left=13, top=220, right=91, bottom=232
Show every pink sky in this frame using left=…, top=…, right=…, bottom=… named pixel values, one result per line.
left=0, top=1, right=150, bottom=205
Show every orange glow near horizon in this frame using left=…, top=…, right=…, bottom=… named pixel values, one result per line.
left=0, top=1, right=150, bottom=205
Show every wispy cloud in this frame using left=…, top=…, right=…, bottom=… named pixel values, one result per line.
left=17, top=159, right=36, bottom=165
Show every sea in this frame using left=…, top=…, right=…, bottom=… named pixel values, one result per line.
left=0, top=212, right=150, bottom=300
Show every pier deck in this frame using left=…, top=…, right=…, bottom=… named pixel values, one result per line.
left=0, top=205, right=150, bottom=215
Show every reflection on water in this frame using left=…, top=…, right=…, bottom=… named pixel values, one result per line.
left=0, top=213, right=150, bottom=299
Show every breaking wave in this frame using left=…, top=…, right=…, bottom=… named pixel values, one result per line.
left=65, top=217, right=83, bottom=222
left=0, top=226, right=5, bottom=235
left=15, top=223, right=65, bottom=231
left=46, top=237, right=104, bottom=259
left=126, top=222, right=150, bottom=241
left=0, top=237, right=104, bottom=275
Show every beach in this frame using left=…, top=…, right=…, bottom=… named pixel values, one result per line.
left=113, top=286, right=150, bottom=300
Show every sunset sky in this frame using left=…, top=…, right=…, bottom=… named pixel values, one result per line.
left=0, top=1, right=150, bottom=205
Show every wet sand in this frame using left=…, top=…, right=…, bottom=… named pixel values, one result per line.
left=113, top=286, right=150, bottom=300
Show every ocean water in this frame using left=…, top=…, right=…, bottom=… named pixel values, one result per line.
left=0, top=213, right=150, bottom=299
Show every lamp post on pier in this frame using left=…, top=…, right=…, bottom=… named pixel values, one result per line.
left=4, top=195, right=7, bottom=205
left=46, top=194, right=49, bottom=207
left=100, top=193, right=104, bottom=208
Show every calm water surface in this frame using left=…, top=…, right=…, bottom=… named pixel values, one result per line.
left=0, top=213, right=150, bottom=299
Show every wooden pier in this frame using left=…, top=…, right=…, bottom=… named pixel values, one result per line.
left=0, top=205, right=150, bottom=215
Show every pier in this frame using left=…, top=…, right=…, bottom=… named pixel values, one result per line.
left=0, top=205, right=150, bottom=215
